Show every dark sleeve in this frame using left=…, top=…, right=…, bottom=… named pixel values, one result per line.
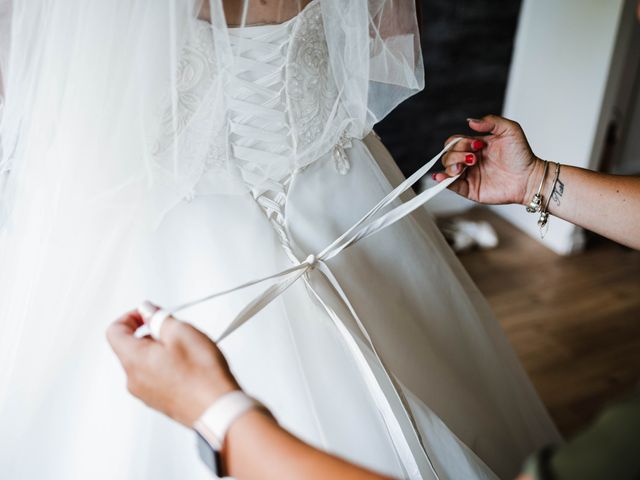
left=523, top=392, right=640, bottom=480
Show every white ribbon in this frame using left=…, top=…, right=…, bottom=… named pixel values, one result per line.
left=166, top=138, right=462, bottom=334
left=156, top=138, right=462, bottom=479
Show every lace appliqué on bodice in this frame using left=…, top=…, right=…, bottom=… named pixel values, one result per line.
left=287, top=2, right=352, bottom=176
left=287, top=4, right=340, bottom=154
left=151, top=22, right=227, bottom=191
left=151, top=0, right=353, bottom=201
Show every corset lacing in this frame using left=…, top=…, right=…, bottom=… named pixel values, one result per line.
left=227, top=21, right=298, bottom=261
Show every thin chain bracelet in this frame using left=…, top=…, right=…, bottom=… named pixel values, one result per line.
left=538, top=162, right=561, bottom=238
left=526, top=160, right=549, bottom=213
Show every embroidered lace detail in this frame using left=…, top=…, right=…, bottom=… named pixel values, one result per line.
left=153, top=23, right=217, bottom=156
left=152, top=22, right=227, bottom=198
left=332, top=130, right=352, bottom=175
left=287, top=2, right=341, bottom=156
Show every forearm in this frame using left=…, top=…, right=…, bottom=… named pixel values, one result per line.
left=223, top=410, right=394, bottom=480
left=526, top=160, right=640, bottom=249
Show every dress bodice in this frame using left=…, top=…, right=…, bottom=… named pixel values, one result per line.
left=152, top=0, right=350, bottom=200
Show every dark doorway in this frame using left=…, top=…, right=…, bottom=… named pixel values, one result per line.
left=377, top=0, right=523, bottom=176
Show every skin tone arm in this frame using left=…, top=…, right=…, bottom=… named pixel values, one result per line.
left=199, top=0, right=313, bottom=25
left=199, top=0, right=422, bottom=28
left=435, top=115, right=640, bottom=250
left=106, top=310, right=393, bottom=480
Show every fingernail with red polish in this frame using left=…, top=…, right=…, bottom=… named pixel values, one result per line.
left=432, top=173, right=437, bottom=180
left=472, top=140, right=485, bottom=151
left=465, top=154, right=475, bottom=165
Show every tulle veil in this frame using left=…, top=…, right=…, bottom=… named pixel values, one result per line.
left=0, top=0, right=423, bottom=224
left=0, top=0, right=424, bottom=465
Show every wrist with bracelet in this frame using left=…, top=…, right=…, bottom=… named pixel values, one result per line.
left=526, top=159, right=549, bottom=214
left=525, top=159, right=562, bottom=238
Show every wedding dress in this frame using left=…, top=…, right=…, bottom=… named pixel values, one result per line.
left=0, top=1, right=560, bottom=479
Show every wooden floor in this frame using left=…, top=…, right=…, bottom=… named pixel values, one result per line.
left=453, top=207, right=640, bottom=436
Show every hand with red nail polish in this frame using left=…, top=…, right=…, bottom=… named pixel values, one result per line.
left=438, top=116, right=640, bottom=250
left=435, top=115, right=541, bottom=205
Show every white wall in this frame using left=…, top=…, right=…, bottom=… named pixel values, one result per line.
left=492, top=0, right=627, bottom=255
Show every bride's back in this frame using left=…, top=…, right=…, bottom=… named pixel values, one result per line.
left=199, top=0, right=312, bottom=26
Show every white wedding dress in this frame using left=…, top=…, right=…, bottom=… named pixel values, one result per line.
left=0, top=2, right=560, bottom=479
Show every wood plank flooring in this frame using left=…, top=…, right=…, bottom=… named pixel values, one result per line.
left=452, top=207, right=640, bottom=436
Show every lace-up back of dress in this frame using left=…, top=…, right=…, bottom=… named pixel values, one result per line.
left=226, top=21, right=295, bottom=192
left=226, top=19, right=300, bottom=260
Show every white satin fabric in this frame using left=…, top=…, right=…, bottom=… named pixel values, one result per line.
left=0, top=10, right=560, bottom=480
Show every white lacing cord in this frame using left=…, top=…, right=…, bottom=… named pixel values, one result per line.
left=165, top=133, right=463, bottom=327
left=225, top=25, right=301, bottom=267
left=227, top=23, right=294, bottom=189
